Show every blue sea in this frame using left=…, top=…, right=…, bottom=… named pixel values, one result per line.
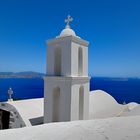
left=0, top=77, right=140, bottom=103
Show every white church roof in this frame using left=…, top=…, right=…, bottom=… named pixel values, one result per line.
left=7, top=98, right=43, bottom=126
left=60, top=27, right=76, bottom=37
left=89, top=90, right=127, bottom=119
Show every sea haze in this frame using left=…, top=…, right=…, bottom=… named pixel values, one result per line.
left=0, top=77, right=140, bottom=103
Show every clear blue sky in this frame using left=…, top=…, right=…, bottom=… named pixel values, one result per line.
left=0, top=0, right=140, bottom=77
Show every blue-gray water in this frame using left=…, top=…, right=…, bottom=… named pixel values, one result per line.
left=0, top=77, right=140, bottom=103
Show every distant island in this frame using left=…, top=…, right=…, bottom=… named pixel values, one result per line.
left=0, top=71, right=45, bottom=79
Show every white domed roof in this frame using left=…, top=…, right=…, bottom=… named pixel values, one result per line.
left=60, top=27, right=76, bottom=37
left=58, top=15, right=79, bottom=38
left=89, top=90, right=125, bottom=119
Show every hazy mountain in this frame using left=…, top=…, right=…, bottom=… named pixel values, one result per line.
left=0, top=71, right=45, bottom=79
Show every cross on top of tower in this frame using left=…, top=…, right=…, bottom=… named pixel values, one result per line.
left=59, top=15, right=76, bottom=37
left=65, top=15, right=73, bottom=28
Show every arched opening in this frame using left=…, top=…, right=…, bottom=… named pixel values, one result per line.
left=78, top=47, right=83, bottom=76
left=54, top=46, right=61, bottom=76
left=79, top=86, right=84, bottom=120
left=0, top=109, right=10, bottom=130
left=52, top=87, right=60, bottom=122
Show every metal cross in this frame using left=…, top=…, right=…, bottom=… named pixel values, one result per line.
left=8, top=87, right=13, bottom=100
left=65, top=15, right=73, bottom=28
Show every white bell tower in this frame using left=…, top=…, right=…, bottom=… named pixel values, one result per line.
left=44, top=15, right=90, bottom=123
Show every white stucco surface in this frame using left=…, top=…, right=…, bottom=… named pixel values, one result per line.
left=127, top=102, right=138, bottom=110
left=1, top=115, right=140, bottom=140
left=46, top=36, right=89, bottom=77
left=44, top=77, right=90, bottom=123
left=8, top=98, right=43, bottom=126
left=89, top=90, right=131, bottom=119
left=121, top=105, right=140, bottom=116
